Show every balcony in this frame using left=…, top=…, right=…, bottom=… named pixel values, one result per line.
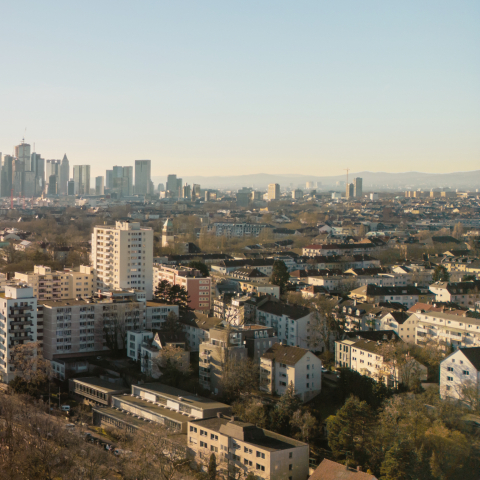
left=9, top=327, right=32, bottom=334
left=10, top=305, right=33, bottom=312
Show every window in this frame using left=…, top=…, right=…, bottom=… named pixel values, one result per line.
left=210, top=445, right=218, bottom=452
left=289, top=452, right=293, bottom=458
left=256, top=464, right=265, bottom=471
left=211, top=434, right=218, bottom=441
left=256, top=451, right=265, bottom=459
left=200, top=441, right=208, bottom=448
left=463, top=370, right=470, bottom=376
left=244, top=447, right=252, bottom=454
left=200, top=430, right=207, bottom=437
left=289, top=464, right=293, bottom=470
left=447, top=376, right=453, bottom=381
left=447, top=367, right=453, bottom=372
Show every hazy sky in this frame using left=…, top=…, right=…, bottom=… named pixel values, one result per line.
left=1, top=1, right=479, bottom=178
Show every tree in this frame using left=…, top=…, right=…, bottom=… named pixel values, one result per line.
left=432, top=265, right=450, bottom=282
left=272, top=383, right=302, bottom=435
left=221, top=357, right=260, bottom=403
left=462, top=274, right=476, bottom=282
left=232, top=398, right=267, bottom=428
left=208, top=453, right=217, bottom=480
left=154, top=281, right=192, bottom=315
left=290, top=410, right=317, bottom=443
left=188, top=261, right=209, bottom=277
left=270, top=260, right=290, bottom=294
left=453, top=222, right=465, bottom=240
left=160, top=311, right=184, bottom=333
left=327, top=396, right=375, bottom=465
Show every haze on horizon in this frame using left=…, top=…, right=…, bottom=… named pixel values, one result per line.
left=1, top=1, right=478, bottom=179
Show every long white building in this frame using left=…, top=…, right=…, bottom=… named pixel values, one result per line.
left=92, top=221, right=153, bottom=299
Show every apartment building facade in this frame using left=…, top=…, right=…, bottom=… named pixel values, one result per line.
left=440, top=347, right=480, bottom=404
left=41, top=292, right=146, bottom=360
left=429, top=281, right=480, bottom=308
left=260, top=343, right=322, bottom=402
left=187, top=415, right=309, bottom=480
left=207, top=223, right=269, bottom=238
left=92, top=221, right=153, bottom=300
left=414, top=311, right=480, bottom=351
left=256, top=301, right=313, bottom=350
left=15, top=265, right=96, bottom=301
left=0, top=286, right=38, bottom=383
left=153, top=264, right=212, bottom=312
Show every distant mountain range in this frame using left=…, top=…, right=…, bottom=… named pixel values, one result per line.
left=151, top=170, right=480, bottom=191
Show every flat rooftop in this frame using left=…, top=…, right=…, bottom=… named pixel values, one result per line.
left=72, top=377, right=128, bottom=393
left=115, top=394, right=195, bottom=424
left=138, top=383, right=230, bottom=411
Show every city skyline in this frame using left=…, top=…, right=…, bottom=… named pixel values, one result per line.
left=1, top=1, right=478, bottom=177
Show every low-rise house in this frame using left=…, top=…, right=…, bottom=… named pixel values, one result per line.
left=440, top=347, right=480, bottom=406
left=188, top=414, right=309, bottom=480
left=376, top=311, right=417, bottom=344
left=260, top=343, right=322, bottom=402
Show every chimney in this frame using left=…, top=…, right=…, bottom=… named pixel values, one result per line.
left=357, top=466, right=362, bottom=472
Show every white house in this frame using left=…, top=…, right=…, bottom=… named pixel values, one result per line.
left=260, top=343, right=322, bottom=402
left=440, top=347, right=480, bottom=407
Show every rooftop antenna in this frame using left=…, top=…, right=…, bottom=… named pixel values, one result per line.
left=22, top=127, right=26, bottom=144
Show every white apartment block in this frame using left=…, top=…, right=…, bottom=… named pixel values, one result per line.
left=0, top=286, right=38, bottom=383
left=145, top=302, right=179, bottom=330
left=440, top=347, right=480, bottom=405
left=92, top=221, right=153, bottom=300
left=15, top=265, right=96, bottom=301
left=256, top=301, right=313, bottom=350
left=414, top=311, right=480, bottom=351
left=188, top=415, right=309, bottom=480
left=260, top=343, right=322, bottom=402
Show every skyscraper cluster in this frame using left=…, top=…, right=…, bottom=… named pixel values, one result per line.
left=0, top=140, right=154, bottom=199
left=346, top=177, right=363, bottom=199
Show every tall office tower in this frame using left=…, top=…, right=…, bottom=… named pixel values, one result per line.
left=15, top=142, right=31, bottom=170
left=157, top=183, right=165, bottom=192
left=353, top=177, right=363, bottom=198
left=346, top=183, right=354, bottom=199
left=59, top=154, right=69, bottom=195
left=46, top=160, right=60, bottom=196
left=91, top=221, right=154, bottom=300
left=166, top=174, right=177, bottom=196
left=182, top=184, right=191, bottom=200
left=122, top=166, right=133, bottom=196
left=95, top=176, right=105, bottom=195
left=192, top=184, right=201, bottom=200
left=23, top=171, right=36, bottom=197
left=47, top=175, right=57, bottom=195
left=1, top=155, right=14, bottom=197
left=73, top=165, right=91, bottom=195
left=268, top=183, right=280, bottom=201
left=0, top=286, right=38, bottom=383
left=67, top=179, right=75, bottom=195
left=105, top=170, right=113, bottom=189
left=12, top=159, right=25, bottom=196
left=135, top=160, right=151, bottom=195
left=176, top=178, right=183, bottom=197
left=31, top=153, right=45, bottom=196
left=112, top=165, right=123, bottom=180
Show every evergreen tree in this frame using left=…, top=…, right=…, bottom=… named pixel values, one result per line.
left=432, top=265, right=450, bottom=282
left=208, top=453, right=217, bottom=480
left=154, top=281, right=192, bottom=315
left=188, top=261, right=209, bottom=277
left=270, top=260, right=290, bottom=294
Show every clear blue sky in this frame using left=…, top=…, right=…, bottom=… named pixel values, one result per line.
left=0, top=1, right=478, bottom=178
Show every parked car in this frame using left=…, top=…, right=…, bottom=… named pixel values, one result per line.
left=60, top=405, right=70, bottom=412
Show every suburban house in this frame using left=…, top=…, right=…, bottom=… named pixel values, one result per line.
left=188, top=414, right=309, bottom=480
left=440, top=347, right=480, bottom=406
left=260, top=343, right=322, bottom=402
left=349, top=285, right=433, bottom=309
